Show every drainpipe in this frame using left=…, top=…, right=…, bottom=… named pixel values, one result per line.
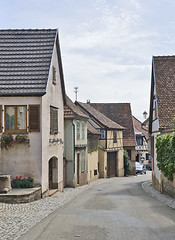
left=72, top=114, right=78, bottom=175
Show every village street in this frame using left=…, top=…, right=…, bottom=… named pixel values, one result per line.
left=18, top=171, right=175, bottom=240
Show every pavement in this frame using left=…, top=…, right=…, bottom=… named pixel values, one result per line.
left=0, top=174, right=174, bottom=240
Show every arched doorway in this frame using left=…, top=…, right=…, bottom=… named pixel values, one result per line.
left=49, top=157, right=58, bottom=190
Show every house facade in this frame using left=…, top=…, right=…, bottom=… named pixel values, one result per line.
left=64, top=96, right=88, bottom=187
left=76, top=102, right=125, bottom=178
left=0, top=29, right=66, bottom=197
left=133, top=116, right=151, bottom=166
left=90, top=103, right=136, bottom=174
left=87, top=121, right=100, bottom=183
left=149, top=56, right=175, bottom=196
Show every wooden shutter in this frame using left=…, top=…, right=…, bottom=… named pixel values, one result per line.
left=50, top=107, right=58, bottom=134
left=29, top=105, right=40, bottom=132
left=0, top=105, right=2, bottom=133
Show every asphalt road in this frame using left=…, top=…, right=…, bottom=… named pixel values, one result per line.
left=19, top=172, right=175, bottom=240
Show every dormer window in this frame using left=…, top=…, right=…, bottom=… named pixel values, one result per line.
left=52, top=66, right=56, bottom=85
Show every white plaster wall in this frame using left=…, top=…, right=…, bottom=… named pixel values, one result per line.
left=64, top=119, right=74, bottom=186
left=41, top=44, right=64, bottom=193
left=87, top=150, right=99, bottom=182
left=117, top=149, right=124, bottom=177
left=0, top=96, right=42, bottom=185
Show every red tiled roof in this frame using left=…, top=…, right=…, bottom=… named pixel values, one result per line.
left=90, top=103, right=136, bottom=147
left=153, top=56, right=175, bottom=130
left=76, top=102, right=125, bottom=130
left=64, top=96, right=89, bottom=119
left=87, top=121, right=100, bottom=135
left=132, top=116, right=148, bottom=139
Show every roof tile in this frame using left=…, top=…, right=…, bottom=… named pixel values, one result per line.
left=0, top=29, right=57, bottom=96
left=90, top=103, right=136, bottom=147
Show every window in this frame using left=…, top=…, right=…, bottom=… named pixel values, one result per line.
left=81, top=151, right=85, bottom=172
left=5, top=105, right=27, bottom=133
left=77, top=122, right=80, bottom=140
left=94, top=169, right=98, bottom=176
left=113, top=130, right=117, bottom=143
left=101, top=130, right=106, bottom=139
left=29, top=105, right=40, bottom=132
left=52, top=66, right=56, bottom=85
left=136, top=136, right=143, bottom=145
left=82, top=122, right=85, bottom=139
left=50, top=106, right=58, bottom=134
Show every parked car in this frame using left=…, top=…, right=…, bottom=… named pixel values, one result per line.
left=147, top=164, right=152, bottom=171
left=135, top=162, right=146, bottom=174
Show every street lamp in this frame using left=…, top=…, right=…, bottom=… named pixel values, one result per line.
left=143, top=111, right=148, bottom=120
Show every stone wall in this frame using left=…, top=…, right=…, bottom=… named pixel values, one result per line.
left=152, top=172, right=175, bottom=198
left=152, top=172, right=162, bottom=192
left=162, top=174, right=175, bottom=198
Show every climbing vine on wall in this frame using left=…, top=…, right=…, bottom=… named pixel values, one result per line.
left=156, top=133, right=175, bottom=181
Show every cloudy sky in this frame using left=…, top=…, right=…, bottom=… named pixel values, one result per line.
left=1, top=0, right=175, bottom=120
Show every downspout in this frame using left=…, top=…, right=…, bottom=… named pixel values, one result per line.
left=72, top=114, right=78, bottom=175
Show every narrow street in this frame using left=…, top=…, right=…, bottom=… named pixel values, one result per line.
left=19, top=172, right=175, bottom=240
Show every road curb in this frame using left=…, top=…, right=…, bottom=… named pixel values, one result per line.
left=142, top=181, right=175, bottom=209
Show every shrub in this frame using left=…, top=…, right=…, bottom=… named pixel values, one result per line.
left=11, top=176, right=35, bottom=188
left=156, top=133, right=175, bottom=181
left=124, top=150, right=132, bottom=176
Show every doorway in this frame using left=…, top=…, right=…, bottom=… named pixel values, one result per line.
left=107, top=152, right=117, bottom=177
left=49, top=157, right=58, bottom=190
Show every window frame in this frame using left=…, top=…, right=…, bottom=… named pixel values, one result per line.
left=113, top=130, right=117, bottom=143
left=50, top=106, right=58, bottom=135
left=52, top=66, right=56, bottom=85
left=82, top=122, right=86, bottom=139
left=100, top=129, right=106, bottom=140
left=5, top=105, right=27, bottom=133
left=77, top=121, right=80, bottom=140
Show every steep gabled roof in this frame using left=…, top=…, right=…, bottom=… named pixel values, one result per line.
left=89, top=103, right=136, bottom=147
left=87, top=121, right=100, bottom=135
left=149, top=56, right=175, bottom=133
left=76, top=102, right=125, bottom=130
left=133, top=116, right=148, bottom=139
left=0, top=29, right=66, bottom=102
left=64, top=96, right=89, bottom=119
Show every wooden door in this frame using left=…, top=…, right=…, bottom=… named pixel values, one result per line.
left=107, top=152, right=116, bottom=177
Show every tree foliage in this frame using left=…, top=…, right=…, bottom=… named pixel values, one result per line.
left=124, top=150, right=132, bottom=176
left=156, top=133, right=175, bottom=181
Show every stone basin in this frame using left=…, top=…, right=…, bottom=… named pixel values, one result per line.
left=0, top=175, right=11, bottom=193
